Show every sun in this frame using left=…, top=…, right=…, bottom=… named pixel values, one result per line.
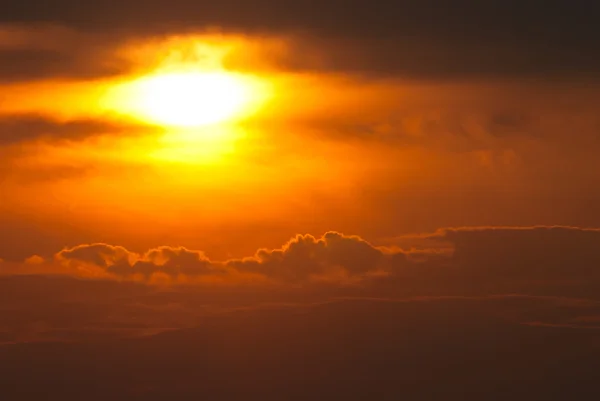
left=105, top=71, right=264, bottom=128
left=133, top=72, right=251, bottom=127
left=136, top=72, right=253, bottom=127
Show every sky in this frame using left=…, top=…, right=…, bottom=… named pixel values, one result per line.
left=1, top=1, right=600, bottom=400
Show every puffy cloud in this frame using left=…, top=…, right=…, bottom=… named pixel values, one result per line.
left=56, top=243, right=136, bottom=278
left=56, top=243, right=229, bottom=281
left=57, top=244, right=212, bottom=278
left=227, top=232, right=385, bottom=281
left=118, top=247, right=220, bottom=278
left=24, top=255, right=44, bottom=265
left=54, top=233, right=390, bottom=283
left=57, top=243, right=134, bottom=268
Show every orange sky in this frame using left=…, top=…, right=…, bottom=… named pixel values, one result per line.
left=1, top=6, right=600, bottom=399
left=2, top=3, right=600, bottom=400
left=1, top=26, right=600, bottom=266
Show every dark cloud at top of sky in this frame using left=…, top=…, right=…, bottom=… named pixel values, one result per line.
left=237, top=35, right=600, bottom=81
left=3, top=0, right=597, bottom=43
left=0, top=23, right=134, bottom=82
left=1, top=0, right=600, bottom=81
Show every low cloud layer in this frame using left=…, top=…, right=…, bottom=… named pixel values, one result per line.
left=2, top=226, right=600, bottom=400
left=4, top=226, right=599, bottom=296
left=51, top=232, right=387, bottom=284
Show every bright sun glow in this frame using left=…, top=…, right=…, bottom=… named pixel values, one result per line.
left=103, top=70, right=267, bottom=128
left=132, top=72, right=251, bottom=127
left=96, top=68, right=272, bottom=164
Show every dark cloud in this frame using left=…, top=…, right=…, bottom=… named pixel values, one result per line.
left=1, top=1, right=599, bottom=81
left=0, top=23, right=133, bottom=82
left=268, top=84, right=600, bottom=155
left=2, top=1, right=597, bottom=44
left=232, top=35, right=600, bottom=81
left=430, top=226, right=600, bottom=282
left=0, top=114, right=162, bottom=145
left=374, top=226, right=600, bottom=294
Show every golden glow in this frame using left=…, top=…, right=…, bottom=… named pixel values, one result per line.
left=147, top=125, right=244, bottom=164
left=0, top=31, right=397, bottom=254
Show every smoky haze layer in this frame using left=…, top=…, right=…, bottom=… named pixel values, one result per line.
left=1, top=295, right=599, bottom=401
left=2, top=225, right=600, bottom=399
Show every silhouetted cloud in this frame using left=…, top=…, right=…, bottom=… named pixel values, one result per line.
left=56, top=243, right=228, bottom=280
left=54, top=233, right=386, bottom=282
left=15, top=226, right=598, bottom=293
left=227, top=232, right=385, bottom=281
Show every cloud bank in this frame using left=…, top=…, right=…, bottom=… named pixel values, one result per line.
left=3, top=226, right=598, bottom=296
